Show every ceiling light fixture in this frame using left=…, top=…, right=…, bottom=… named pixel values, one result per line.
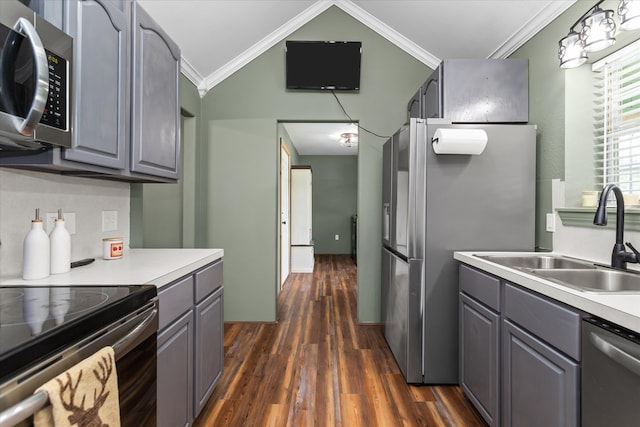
left=558, top=0, right=632, bottom=69
left=619, top=0, right=640, bottom=30
left=339, top=132, right=358, bottom=148
left=581, top=4, right=617, bottom=52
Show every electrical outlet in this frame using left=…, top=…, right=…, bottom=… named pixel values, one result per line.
left=65, top=213, right=76, bottom=235
left=335, top=234, right=339, bottom=241
left=102, top=210, right=118, bottom=232
left=45, top=212, right=77, bottom=235
left=45, top=212, right=57, bottom=234
left=545, top=213, right=556, bottom=233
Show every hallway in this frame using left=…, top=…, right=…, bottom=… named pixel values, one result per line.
left=194, top=254, right=486, bottom=426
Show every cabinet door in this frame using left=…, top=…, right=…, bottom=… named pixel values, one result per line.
left=62, top=0, right=127, bottom=169
left=502, top=320, right=579, bottom=427
left=459, top=294, right=500, bottom=426
left=131, top=3, right=180, bottom=179
left=194, top=287, right=223, bottom=418
left=157, top=310, right=193, bottom=427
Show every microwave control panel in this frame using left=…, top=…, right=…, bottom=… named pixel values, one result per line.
left=40, top=49, right=67, bottom=131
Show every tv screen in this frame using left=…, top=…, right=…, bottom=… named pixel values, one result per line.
left=286, top=41, right=361, bottom=91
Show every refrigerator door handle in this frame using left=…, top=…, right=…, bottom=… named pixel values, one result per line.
left=383, top=203, right=390, bottom=241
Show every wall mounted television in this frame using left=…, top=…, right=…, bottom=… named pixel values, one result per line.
left=286, top=41, right=361, bottom=91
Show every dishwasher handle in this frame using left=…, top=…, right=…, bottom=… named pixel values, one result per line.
left=0, top=307, right=157, bottom=427
left=590, top=330, right=640, bottom=377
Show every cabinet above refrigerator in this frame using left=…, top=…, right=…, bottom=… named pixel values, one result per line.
left=408, top=59, right=529, bottom=123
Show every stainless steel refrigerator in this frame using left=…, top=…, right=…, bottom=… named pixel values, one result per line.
left=381, top=118, right=536, bottom=384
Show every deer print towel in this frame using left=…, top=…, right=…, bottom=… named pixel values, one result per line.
left=34, top=346, right=121, bottom=427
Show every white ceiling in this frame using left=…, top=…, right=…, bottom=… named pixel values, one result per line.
left=136, top=0, right=576, bottom=155
left=283, top=122, right=359, bottom=156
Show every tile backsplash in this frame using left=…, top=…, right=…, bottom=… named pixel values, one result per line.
left=0, top=169, right=130, bottom=277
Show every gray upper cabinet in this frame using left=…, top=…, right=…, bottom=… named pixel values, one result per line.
left=130, top=3, right=180, bottom=180
left=63, top=0, right=127, bottom=169
left=0, top=0, right=180, bottom=183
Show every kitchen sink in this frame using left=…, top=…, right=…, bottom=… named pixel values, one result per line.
left=530, top=268, right=640, bottom=293
left=475, top=254, right=596, bottom=270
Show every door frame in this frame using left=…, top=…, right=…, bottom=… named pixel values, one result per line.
left=280, top=139, right=291, bottom=290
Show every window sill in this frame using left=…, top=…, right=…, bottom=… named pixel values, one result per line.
left=557, top=207, right=640, bottom=231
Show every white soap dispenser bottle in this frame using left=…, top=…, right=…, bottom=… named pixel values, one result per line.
left=50, top=208, right=71, bottom=274
left=23, top=208, right=50, bottom=280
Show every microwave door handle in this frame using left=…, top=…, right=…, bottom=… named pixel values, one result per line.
left=12, top=18, right=49, bottom=136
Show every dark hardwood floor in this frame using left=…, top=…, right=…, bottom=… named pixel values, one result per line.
left=194, top=254, right=487, bottom=426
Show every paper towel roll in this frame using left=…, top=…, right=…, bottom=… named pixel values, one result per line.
left=431, top=128, right=488, bottom=155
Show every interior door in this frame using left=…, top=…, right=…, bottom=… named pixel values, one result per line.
left=280, top=140, right=291, bottom=289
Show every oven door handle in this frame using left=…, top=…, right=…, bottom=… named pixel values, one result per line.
left=112, top=307, right=158, bottom=358
left=0, top=307, right=158, bottom=427
left=590, top=330, right=640, bottom=377
left=0, top=390, right=48, bottom=427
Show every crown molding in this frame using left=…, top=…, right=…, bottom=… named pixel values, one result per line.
left=200, top=0, right=335, bottom=95
left=490, top=0, right=576, bottom=58
left=194, top=0, right=572, bottom=96
left=333, top=0, right=440, bottom=68
left=180, top=56, right=208, bottom=97
left=198, top=0, right=442, bottom=96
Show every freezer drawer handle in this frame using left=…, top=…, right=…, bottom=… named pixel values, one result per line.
left=0, top=308, right=157, bottom=427
left=590, top=330, right=640, bottom=377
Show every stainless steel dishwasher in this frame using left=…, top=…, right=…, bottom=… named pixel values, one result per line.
left=582, top=317, right=640, bottom=426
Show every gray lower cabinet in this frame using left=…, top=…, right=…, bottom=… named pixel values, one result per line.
left=194, top=287, right=223, bottom=416
left=502, top=320, right=579, bottom=427
left=157, top=259, right=224, bottom=426
left=459, top=264, right=501, bottom=426
left=158, top=310, right=193, bottom=427
left=459, top=264, right=582, bottom=427
left=460, top=294, right=500, bottom=426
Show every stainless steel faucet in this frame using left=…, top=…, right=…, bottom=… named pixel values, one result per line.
left=593, top=183, right=640, bottom=269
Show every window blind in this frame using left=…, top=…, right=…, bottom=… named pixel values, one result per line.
left=593, top=40, right=640, bottom=194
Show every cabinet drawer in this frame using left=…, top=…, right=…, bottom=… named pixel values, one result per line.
left=159, top=275, right=194, bottom=330
left=195, top=260, right=223, bottom=303
left=459, top=264, right=501, bottom=312
left=504, top=283, right=581, bottom=360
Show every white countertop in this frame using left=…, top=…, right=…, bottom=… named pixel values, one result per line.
left=455, top=251, right=640, bottom=333
left=0, top=248, right=224, bottom=289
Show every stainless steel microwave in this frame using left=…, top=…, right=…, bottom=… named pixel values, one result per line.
left=0, top=0, right=72, bottom=151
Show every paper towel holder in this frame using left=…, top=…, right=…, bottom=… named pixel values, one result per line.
left=431, top=128, right=488, bottom=155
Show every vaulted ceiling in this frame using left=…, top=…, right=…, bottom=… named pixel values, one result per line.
left=137, top=0, right=576, bottom=96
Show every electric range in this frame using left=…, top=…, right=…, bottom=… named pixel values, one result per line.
left=0, top=285, right=157, bottom=382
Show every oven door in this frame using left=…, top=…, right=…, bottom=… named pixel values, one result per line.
left=0, top=0, right=71, bottom=151
left=0, top=301, right=158, bottom=427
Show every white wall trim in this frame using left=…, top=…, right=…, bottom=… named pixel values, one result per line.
left=490, top=0, right=576, bottom=59
left=180, top=56, right=208, bottom=96
left=333, top=0, right=441, bottom=68
left=200, top=0, right=335, bottom=96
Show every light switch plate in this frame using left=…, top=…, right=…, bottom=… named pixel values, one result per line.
left=545, top=213, right=556, bottom=233
left=102, top=210, right=118, bottom=232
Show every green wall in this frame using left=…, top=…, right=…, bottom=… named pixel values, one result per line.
left=202, top=6, right=430, bottom=322
left=130, top=75, right=202, bottom=248
left=511, top=0, right=640, bottom=249
left=298, top=155, right=357, bottom=254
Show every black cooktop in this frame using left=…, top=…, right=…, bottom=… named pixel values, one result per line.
left=0, top=285, right=156, bottom=382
